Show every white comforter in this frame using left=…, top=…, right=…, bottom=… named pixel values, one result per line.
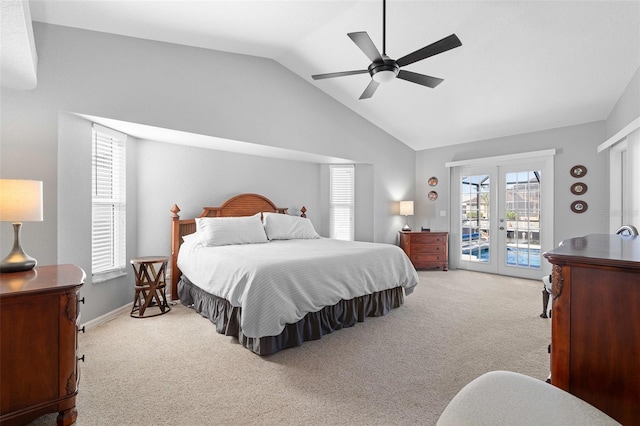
left=177, top=238, right=418, bottom=338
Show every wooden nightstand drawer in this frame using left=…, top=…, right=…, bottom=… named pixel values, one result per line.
left=410, top=243, right=445, bottom=254
left=411, top=254, right=445, bottom=263
left=408, top=233, right=446, bottom=244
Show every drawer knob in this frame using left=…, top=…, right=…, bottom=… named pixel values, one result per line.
left=78, top=355, right=85, bottom=363
left=79, top=297, right=85, bottom=304
left=78, top=326, right=86, bottom=334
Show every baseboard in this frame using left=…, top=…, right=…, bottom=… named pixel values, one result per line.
left=81, top=302, right=133, bottom=331
left=80, top=289, right=174, bottom=330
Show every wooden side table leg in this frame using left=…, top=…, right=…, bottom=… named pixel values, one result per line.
left=139, top=286, right=154, bottom=316
left=159, top=286, right=169, bottom=310
left=131, top=286, right=143, bottom=316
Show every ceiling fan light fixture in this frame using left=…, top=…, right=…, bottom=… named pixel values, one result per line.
left=372, top=68, right=397, bottom=83
left=369, top=60, right=399, bottom=83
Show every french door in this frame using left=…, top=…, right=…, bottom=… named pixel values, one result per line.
left=451, top=155, right=554, bottom=280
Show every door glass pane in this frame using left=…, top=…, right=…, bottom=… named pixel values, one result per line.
left=461, top=175, right=490, bottom=263
left=505, top=170, right=541, bottom=269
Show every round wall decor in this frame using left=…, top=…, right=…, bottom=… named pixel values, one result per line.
left=428, top=176, right=438, bottom=187
left=570, top=200, right=588, bottom=213
left=428, top=191, right=438, bottom=201
left=570, top=182, right=588, bottom=195
left=570, top=165, right=587, bottom=178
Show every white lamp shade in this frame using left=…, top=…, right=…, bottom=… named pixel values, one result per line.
left=399, top=200, right=414, bottom=216
left=0, top=179, right=43, bottom=222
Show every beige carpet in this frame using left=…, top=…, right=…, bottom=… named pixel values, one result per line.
left=31, top=270, right=551, bottom=425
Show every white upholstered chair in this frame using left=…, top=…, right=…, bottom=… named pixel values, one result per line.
left=437, top=371, right=620, bottom=426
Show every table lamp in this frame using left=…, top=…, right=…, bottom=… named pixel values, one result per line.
left=0, top=179, right=43, bottom=273
left=400, top=200, right=414, bottom=231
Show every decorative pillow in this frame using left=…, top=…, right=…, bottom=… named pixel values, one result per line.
left=195, top=213, right=268, bottom=246
left=263, top=212, right=320, bottom=240
left=181, top=232, right=200, bottom=244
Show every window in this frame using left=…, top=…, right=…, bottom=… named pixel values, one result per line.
left=330, top=165, right=354, bottom=241
left=92, top=123, right=126, bottom=280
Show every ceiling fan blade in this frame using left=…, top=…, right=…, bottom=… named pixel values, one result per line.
left=312, top=70, right=369, bottom=80
left=359, top=80, right=380, bottom=100
left=397, top=70, right=444, bottom=88
left=348, top=32, right=383, bottom=63
left=396, top=34, right=462, bottom=68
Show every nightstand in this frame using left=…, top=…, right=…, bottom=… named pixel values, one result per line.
left=399, top=231, right=448, bottom=270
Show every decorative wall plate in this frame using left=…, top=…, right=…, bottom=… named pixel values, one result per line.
left=570, top=165, right=587, bottom=178
left=570, top=182, right=587, bottom=195
left=570, top=200, right=588, bottom=213
left=428, top=191, right=438, bottom=201
left=428, top=176, right=438, bottom=187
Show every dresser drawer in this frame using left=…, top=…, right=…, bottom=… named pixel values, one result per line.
left=411, top=254, right=446, bottom=263
left=408, top=233, right=446, bottom=244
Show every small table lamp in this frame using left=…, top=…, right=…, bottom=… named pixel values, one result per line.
left=400, top=200, right=414, bottom=231
left=0, top=179, right=43, bottom=273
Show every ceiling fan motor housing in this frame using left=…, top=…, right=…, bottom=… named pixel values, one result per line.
left=369, top=56, right=399, bottom=83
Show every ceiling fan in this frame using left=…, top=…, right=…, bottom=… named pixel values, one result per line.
left=311, top=0, right=462, bottom=99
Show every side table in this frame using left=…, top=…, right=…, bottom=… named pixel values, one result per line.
left=398, top=231, right=448, bottom=270
left=130, top=256, right=171, bottom=318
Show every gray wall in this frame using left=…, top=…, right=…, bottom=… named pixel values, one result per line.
left=0, top=23, right=415, bottom=322
left=57, top=112, right=139, bottom=316
left=135, top=139, right=322, bottom=256
left=606, top=66, right=640, bottom=138
left=415, top=121, right=608, bottom=246
left=415, top=65, right=640, bottom=244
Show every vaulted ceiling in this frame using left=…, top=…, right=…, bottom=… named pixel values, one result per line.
left=5, top=1, right=640, bottom=151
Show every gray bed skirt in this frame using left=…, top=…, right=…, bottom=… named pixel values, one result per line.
left=177, top=276, right=405, bottom=355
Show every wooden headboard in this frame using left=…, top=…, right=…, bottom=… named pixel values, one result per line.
left=169, top=193, right=307, bottom=298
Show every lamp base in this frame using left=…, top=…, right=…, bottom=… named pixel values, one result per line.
left=402, top=224, right=412, bottom=231
left=0, top=223, right=37, bottom=273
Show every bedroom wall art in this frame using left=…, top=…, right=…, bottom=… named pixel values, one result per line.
left=569, top=165, right=588, bottom=213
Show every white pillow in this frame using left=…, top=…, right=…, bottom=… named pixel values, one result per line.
left=181, top=232, right=200, bottom=244
left=195, top=213, right=268, bottom=247
left=263, top=212, right=320, bottom=240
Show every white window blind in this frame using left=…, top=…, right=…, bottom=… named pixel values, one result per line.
left=330, top=165, right=354, bottom=241
left=92, top=123, right=126, bottom=277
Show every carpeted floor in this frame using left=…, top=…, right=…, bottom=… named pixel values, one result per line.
left=31, top=270, right=551, bottom=425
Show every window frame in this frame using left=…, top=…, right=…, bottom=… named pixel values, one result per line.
left=329, top=164, right=355, bottom=241
left=91, top=123, right=127, bottom=282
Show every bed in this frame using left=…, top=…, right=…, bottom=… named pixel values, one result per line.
left=170, top=193, right=419, bottom=355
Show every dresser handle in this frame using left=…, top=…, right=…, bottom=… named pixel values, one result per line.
left=79, top=297, right=85, bottom=304
left=78, top=326, right=85, bottom=333
left=78, top=355, right=85, bottom=363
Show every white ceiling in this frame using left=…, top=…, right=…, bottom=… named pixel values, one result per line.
left=18, top=1, right=640, bottom=150
left=1, top=0, right=38, bottom=90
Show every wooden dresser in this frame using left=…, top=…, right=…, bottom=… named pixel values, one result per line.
left=0, top=264, right=85, bottom=426
left=543, top=234, right=640, bottom=425
left=399, top=231, right=448, bottom=270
